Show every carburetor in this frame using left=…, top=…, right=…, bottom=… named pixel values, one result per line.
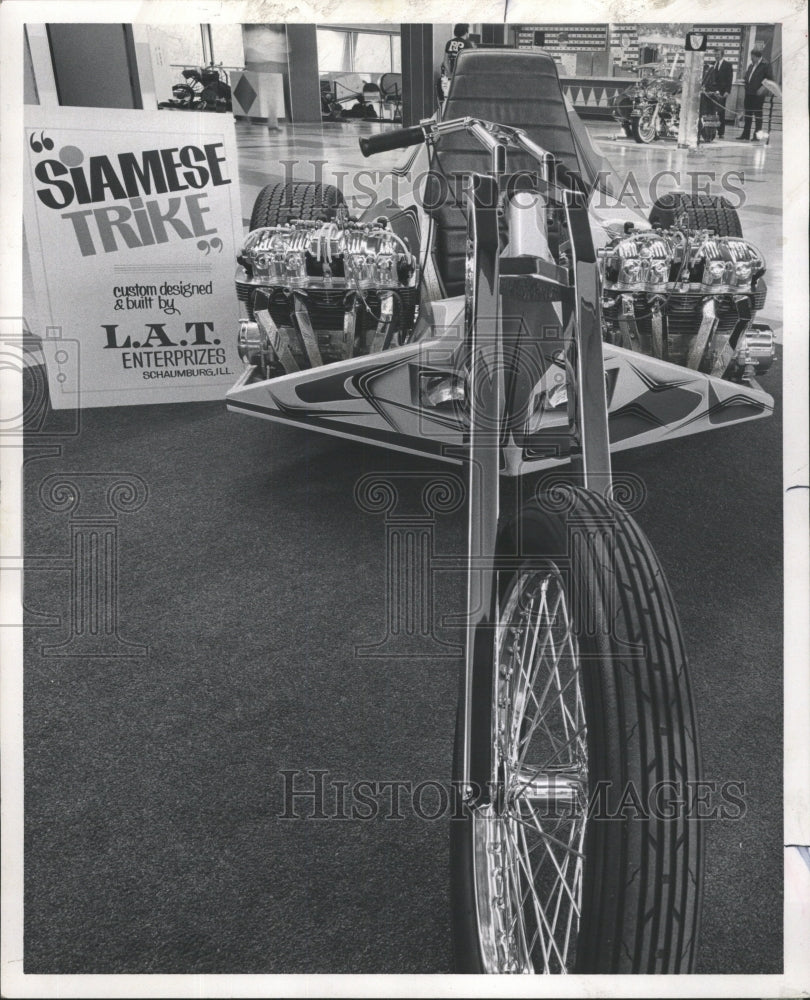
left=236, top=217, right=420, bottom=375
left=599, top=227, right=773, bottom=381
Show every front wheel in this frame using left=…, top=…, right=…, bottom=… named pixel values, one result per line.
left=631, top=110, right=658, bottom=143
left=451, top=488, right=703, bottom=973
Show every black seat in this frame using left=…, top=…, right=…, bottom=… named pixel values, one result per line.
left=427, top=49, right=581, bottom=297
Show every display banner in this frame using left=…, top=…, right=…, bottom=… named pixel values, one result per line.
left=516, top=24, right=609, bottom=53
left=23, top=107, right=244, bottom=408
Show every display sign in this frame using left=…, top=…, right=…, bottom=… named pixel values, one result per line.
left=516, top=24, right=608, bottom=54
left=685, top=32, right=708, bottom=52
left=693, top=24, right=745, bottom=72
left=609, top=24, right=640, bottom=70
left=23, top=106, right=244, bottom=408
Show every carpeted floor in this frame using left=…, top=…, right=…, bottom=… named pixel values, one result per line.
left=23, top=347, right=782, bottom=973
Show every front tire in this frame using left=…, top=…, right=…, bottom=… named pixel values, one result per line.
left=451, top=488, right=703, bottom=973
left=631, top=111, right=657, bottom=143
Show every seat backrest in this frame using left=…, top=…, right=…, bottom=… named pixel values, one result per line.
left=427, top=49, right=580, bottom=296
left=439, top=48, right=580, bottom=175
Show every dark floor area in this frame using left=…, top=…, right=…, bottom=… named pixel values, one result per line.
left=23, top=352, right=782, bottom=974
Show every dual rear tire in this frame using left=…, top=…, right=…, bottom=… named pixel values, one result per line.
left=649, top=192, right=743, bottom=237
left=249, top=181, right=345, bottom=230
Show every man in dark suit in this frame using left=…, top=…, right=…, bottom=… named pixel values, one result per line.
left=703, top=47, right=733, bottom=138
left=737, top=44, right=774, bottom=140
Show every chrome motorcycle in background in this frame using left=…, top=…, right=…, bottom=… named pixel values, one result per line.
left=612, top=66, right=723, bottom=143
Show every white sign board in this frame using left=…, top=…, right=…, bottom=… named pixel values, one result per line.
left=23, top=106, right=244, bottom=408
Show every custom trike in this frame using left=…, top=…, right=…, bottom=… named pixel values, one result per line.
left=226, top=50, right=774, bottom=974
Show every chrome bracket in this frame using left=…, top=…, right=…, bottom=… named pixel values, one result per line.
left=343, top=297, right=359, bottom=359
left=650, top=298, right=666, bottom=360
left=709, top=294, right=752, bottom=378
left=293, top=292, right=324, bottom=369
left=254, top=307, right=300, bottom=374
left=686, top=297, right=719, bottom=371
left=368, top=291, right=395, bottom=354
left=617, top=293, right=642, bottom=352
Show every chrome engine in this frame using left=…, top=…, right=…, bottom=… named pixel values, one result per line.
left=235, top=218, right=420, bottom=375
left=599, top=228, right=775, bottom=383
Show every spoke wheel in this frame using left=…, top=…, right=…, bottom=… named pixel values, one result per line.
left=631, top=111, right=658, bottom=143
left=451, top=488, right=703, bottom=974
left=473, top=568, right=587, bottom=973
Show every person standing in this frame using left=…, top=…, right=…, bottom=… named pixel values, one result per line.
left=438, top=24, right=476, bottom=104
left=737, top=44, right=773, bottom=140
left=442, top=24, right=475, bottom=77
left=703, top=47, right=733, bottom=138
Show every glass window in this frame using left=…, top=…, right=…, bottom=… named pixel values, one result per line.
left=317, top=28, right=351, bottom=72
left=353, top=32, right=391, bottom=74
left=317, top=27, right=399, bottom=75
left=156, top=24, right=204, bottom=71
left=210, top=24, right=244, bottom=69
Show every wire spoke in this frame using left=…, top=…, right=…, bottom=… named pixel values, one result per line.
left=504, top=821, right=570, bottom=971
left=472, top=568, right=589, bottom=974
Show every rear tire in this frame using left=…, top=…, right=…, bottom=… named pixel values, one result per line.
left=451, top=487, right=703, bottom=973
left=649, top=192, right=742, bottom=236
left=249, top=181, right=345, bottom=231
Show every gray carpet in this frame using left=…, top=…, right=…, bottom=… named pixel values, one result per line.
left=23, top=355, right=782, bottom=974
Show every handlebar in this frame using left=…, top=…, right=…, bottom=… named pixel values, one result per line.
left=359, top=126, right=427, bottom=157
left=358, top=116, right=586, bottom=195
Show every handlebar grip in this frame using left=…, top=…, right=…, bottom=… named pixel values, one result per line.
left=359, top=126, right=426, bottom=157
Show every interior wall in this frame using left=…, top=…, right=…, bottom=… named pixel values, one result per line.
left=47, top=24, right=141, bottom=108
left=432, top=24, right=454, bottom=78
left=285, top=24, right=322, bottom=123
left=24, top=26, right=39, bottom=104
left=401, top=24, right=435, bottom=125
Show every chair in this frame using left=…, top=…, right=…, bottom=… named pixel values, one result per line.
left=379, top=73, right=403, bottom=121
left=362, top=82, right=382, bottom=118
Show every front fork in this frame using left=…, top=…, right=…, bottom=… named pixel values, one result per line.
left=459, top=172, right=612, bottom=801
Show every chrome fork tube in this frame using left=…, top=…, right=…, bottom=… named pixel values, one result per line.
left=461, top=173, right=503, bottom=801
